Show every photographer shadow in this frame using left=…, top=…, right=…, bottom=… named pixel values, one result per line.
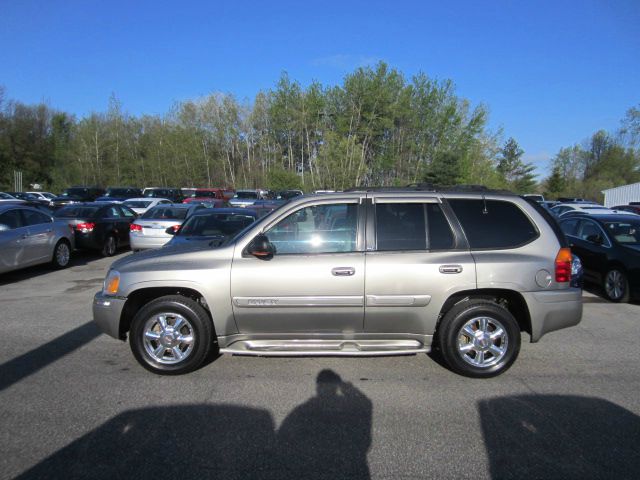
left=16, top=369, right=372, bottom=480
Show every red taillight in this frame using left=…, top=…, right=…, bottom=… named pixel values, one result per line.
left=555, top=247, right=572, bottom=283
left=75, top=222, right=95, bottom=233
left=130, top=224, right=143, bottom=232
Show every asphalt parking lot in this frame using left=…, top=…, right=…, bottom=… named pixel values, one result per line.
left=1, top=252, right=639, bottom=479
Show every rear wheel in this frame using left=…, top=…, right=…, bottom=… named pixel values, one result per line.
left=603, top=268, right=629, bottom=303
left=102, top=234, right=117, bottom=257
left=437, top=299, right=521, bottom=378
left=129, top=295, right=213, bottom=375
left=51, top=240, right=71, bottom=269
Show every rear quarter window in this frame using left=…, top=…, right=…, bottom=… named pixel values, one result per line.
left=448, top=199, right=538, bottom=249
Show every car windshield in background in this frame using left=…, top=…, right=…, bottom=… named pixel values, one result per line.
left=142, top=207, right=189, bottom=220
left=124, top=200, right=153, bottom=209
left=143, top=190, right=170, bottom=198
left=605, top=221, right=640, bottom=244
left=55, top=206, right=100, bottom=218
left=62, top=188, right=88, bottom=197
left=0, top=192, right=16, bottom=199
left=180, top=214, right=256, bottom=236
left=234, top=191, right=258, bottom=199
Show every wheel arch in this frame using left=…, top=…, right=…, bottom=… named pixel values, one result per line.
left=436, top=289, right=532, bottom=338
left=119, top=286, right=214, bottom=339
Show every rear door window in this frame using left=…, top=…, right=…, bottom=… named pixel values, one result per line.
left=22, top=210, right=52, bottom=226
left=448, top=199, right=538, bottom=249
left=374, top=202, right=454, bottom=251
left=0, top=210, right=23, bottom=229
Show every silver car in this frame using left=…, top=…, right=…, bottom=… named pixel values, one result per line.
left=94, top=188, right=582, bottom=377
left=129, top=203, right=205, bottom=251
left=228, top=189, right=261, bottom=208
left=0, top=204, right=74, bottom=274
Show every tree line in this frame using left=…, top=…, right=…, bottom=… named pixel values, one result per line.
left=1, top=63, right=638, bottom=200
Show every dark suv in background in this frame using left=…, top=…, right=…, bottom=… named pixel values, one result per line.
left=51, top=186, right=106, bottom=209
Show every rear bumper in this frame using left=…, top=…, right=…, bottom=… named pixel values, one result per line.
left=93, top=291, right=127, bottom=339
left=130, top=234, right=170, bottom=250
left=522, top=288, right=583, bottom=342
left=74, top=232, right=101, bottom=250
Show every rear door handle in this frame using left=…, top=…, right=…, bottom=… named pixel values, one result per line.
left=332, top=267, right=355, bottom=276
left=439, top=264, right=463, bottom=274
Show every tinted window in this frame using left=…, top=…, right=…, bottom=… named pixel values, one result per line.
left=0, top=210, right=23, bottom=229
left=119, top=206, right=136, bottom=217
left=449, top=199, right=538, bottom=249
left=55, top=206, right=100, bottom=218
left=427, top=203, right=455, bottom=249
left=105, top=206, right=122, bottom=218
left=142, top=207, right=189, bottom=220
left=560, top=218, right=580, bottom=237
left=180, top=213, right=256, bottom=237
left=376, top=203, right=426, bottom=250
left=22, top=210, right=52, bottom=226
left=266, top=203, right=358, bottom=254
left=375, top=203, right=454, bottom=251
left=235, top=192, right=258, bottom=199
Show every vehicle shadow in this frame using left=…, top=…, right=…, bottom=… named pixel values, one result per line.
left=0, top=250, right=117, bottom=286
left=16, top=370, right=373, bottom=480
left=478, top=394, right=640, bottom=479
left=0, top=321, right=101, bottom=392
left=583, top=283, right=640, bottom=305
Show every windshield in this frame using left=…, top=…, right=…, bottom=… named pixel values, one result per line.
left=124, top=200, right=153, bottom=208
left=234, top=191, right=258, bottom=199
left=0, top=192, right=15, bottom=199
left=179, top=213, right=256, bottom=237
left=605, top=221, right=640, bottom=244
left=143, top=189, right=169, bottom=198
left=142, top=206, right=189, bottom=220
left=55, top=206, right=100, bottom=218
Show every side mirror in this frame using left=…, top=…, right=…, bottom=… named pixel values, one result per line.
left=165, top=226, right=177, bottom=235
left=247, top=234, right=275, bottom=259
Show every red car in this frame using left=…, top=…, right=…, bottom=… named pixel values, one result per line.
left=182, top=188, right=226, bottom=204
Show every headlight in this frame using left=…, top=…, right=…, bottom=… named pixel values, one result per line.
left=103, top=270, right=120, bottom=296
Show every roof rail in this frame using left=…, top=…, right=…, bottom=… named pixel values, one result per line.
left=343, top=183, right=514, bottom=195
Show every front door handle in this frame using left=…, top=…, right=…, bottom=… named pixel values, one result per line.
left=439, top=264, right=463, bottom=274
left=332, top=267, right=355, bottom=276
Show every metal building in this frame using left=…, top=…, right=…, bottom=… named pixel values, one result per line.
left=601, top=182, right=640, bottom=207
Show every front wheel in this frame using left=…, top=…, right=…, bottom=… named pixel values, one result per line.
left=129, top=295, right=214, bottom=375
left=603, top=268, right=629, bottom=303
left=51, top=240, right=71, bottom=269
left=437, top=300, right=521, bottom=378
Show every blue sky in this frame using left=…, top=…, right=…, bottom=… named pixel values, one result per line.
left=1, top=0, right=639, bottom=177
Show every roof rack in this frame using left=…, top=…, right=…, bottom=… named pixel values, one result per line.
left=343, top=183, right=514, bottom=195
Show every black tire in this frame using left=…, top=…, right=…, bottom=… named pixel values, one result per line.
left=437, top=299, right=521, bottom=378
left=51, top=239, right=71, bottom=269
left=603, top=268, right=630, bottom=303
left=102, top=234, right=117, bottom=257
left=129, top=295, right=214, bottom=375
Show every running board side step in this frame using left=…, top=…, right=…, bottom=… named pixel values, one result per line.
left=220, top=339, right=429, bottom=356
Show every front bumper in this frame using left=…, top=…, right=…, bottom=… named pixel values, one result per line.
left=522, top=288, right=583, bottom=342
left=93, top=291, right=127, bottom=339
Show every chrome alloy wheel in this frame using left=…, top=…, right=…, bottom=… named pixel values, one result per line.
left=55, top=242, right=70, bottom=266
left=457, top=316, right=508, bottom=368
left=143, top=313, right=195, bottom=364
left=604, top=270, right=625, bottom=301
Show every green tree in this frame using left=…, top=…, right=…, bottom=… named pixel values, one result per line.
left=497, top=138, right=537, bottom=192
